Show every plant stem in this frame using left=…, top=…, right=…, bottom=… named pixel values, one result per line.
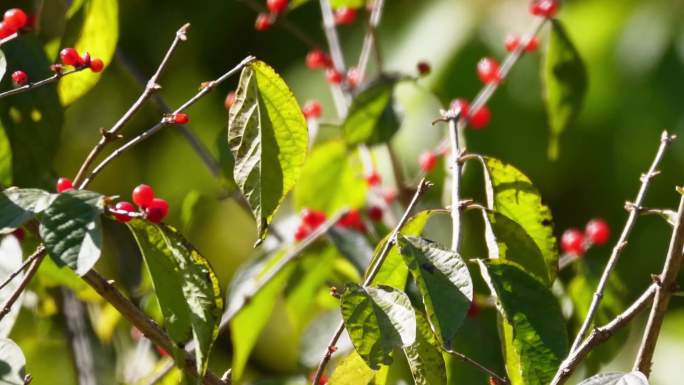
left=447, top=113, right=462, bottom=252
left=445, top=349, right=508, bottom=384
left=0, top=246, right=46, bottom=321
left=318, top=0, right=349, bottom=117
left=0, top=247, right=43, bottom=291
left=633, top=193, right=684, bottom=375
left=0, top=67, right=85, bottom=100
left=311, top=178, right=431, bottom=385
left=0, top=32, right=18, bottom=47
left=569, top=131, right=676, bottom=353
left=356, top=0, right=386, bottom=83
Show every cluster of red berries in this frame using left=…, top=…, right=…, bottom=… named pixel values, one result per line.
left=58, top=47, right=104, bottom=72
left=449, top=98, right=491, bottom=130
left=0, top=8, right=28, bottom=39
left=166, top=113, right=190, bottom=124
left=302, top=100, right=323, bottom=120
left=254, top=0, right=289, bottom=31
left=112, top=184, right=170, bottom=224
left=294, top=209, right=326, bottom=241
left=305, top=49, right=360, bottom=88
left=294, top=207, right=377, bottom=241
left=561, top=218, right=611, bottom=257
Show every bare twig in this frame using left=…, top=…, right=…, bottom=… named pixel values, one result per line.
left=0, top=248, right=43, bottom=291
left=550, top=284, right=657, bottom=385
left=0, top=67, right=86, bottom=100
left=0, top=246, right=46, bottom=321
left=0, top=32, right=19, bottom=47
left=72, top=23, right=191, bottom=186
left=318, top=0, right=349, bottom=117
left=446, top=111, right=463, bottom=252
left=445, top=349, right=508, bottom=384
left=78, top=55, right=256, bottom=189
left=311, top=178, right=432, bottom=385
left=633, top=193, right=684, bottom=376
left=569, top=131, right=676, bottom=353
left=356, top=0, right=386, bottom=83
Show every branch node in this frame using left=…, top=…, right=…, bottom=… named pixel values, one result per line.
left=177, top=23, right=191, bottom=41
left=100, top=128, right=123, bottom=141
left=625, top=201, right=642, bottom=213
left=650, top=274, right=663, bottom=286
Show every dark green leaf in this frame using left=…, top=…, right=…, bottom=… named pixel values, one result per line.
left=543, top=19, right=588, bottom=159
left=228, top=60, right=308, bottom=241
left=342, top=76, right=399, bottom=146
left=0, top=236, right=23, bottom=337
left=39, top=190, right=104, bottom=276
left=397, top=235, right=472, bottom=348
left=483, top=157, right=558, bottom=284
left=328, top=226, right=374, bottom=272
left=403, top=311, right=447, bottom=385
left=0, top=338, right=26, bottom=384
left=341, top=283, right=416, bottom=369
left=293, top=140, right=367, bottom=213
left=479, top=260, right=567, bottom=385
left=0, top=187, right=54, bottom=234
left=577, top=372, right=649, bottom=385
left=328, top=351, right=376, bottom=385
left=127, top=220, right=223, bottom=378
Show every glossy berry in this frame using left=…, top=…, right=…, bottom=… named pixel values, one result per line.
left=561, top=228, right=585, bottom=256
left=367, top=206, right=383, bottom=222
left=132, top=184, right=155, bottom=207
left=469, top=105, right=491, bottom=129
left=346, top=67, right=361, bottom=88
left=294, top=225, right=310, bottom=242
left=255, top=13, right=272, bottom=31
left=11, top=70, right=28, bottom=86
left=302, top=100, right=323, bottom=119
left=172, top=113, right=189, bottom=124
left=419, top=151, right=438, bottom=173
left=476, top=57, right=501, bottom=84
left=449, top=98, right=470, bottom=118
left=60, top=48, right=83, bottom=66
left=12, top=228, right=25, bottom=241
left=383, top=189, right=397, bottom=204
left=334, top=7, right=357, bottom=25
left=224, top=91, right=237, bottom=110
left=585, top=218, right=610, bottom=246
left=505, top=35, right=540, bottom=53
left=113, top=201, right=136, bottom=223
left=467, top=301, right=480, bottom=318
left=0, top=22, right=15, bottom=39
left=325, top=68, right=343, bottom=84
left=530, top=0, right=559, bottom=18
left=145, top=198, right=169, bottom=223
left=301, top=208, right=326, bottom=229
left=89, top=58, right=104, bottom=72
left=416, top=61, right=431, bottom=75
left=267, top=0, right=289, bottom=14
left=56, top=177, right=73, bottom=193
left=338, top=209, right=365, bottom=232
left=365, top=171, right=381, bottom=187
left=3, top=9, right=28, bottom=31
left=306, top=49, right=331, bottom=70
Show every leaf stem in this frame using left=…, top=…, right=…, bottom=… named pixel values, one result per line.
left=445, top=349, right=508, bottom=384
left=0, top=67, right=86, bottom=100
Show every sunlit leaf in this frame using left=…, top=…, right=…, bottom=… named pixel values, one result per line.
left=0, top=237, right=23, bottom=337
left=403, top=311, right=447, bottom=385
left=328, top=351, right=376, bottom=385
left=542, top=19, right=588, bottom=159
left=340, top=283, right=416, bottom=369
left=342, top=76, right=400, bottom=146
left=229, top=60, right=308, bottom=241
left=577, top=371, right=649, bottom=385
left=0, top=338, right=26, bottom=384
left=127, top=220, right=223, bottom=378
left=0, top=187, right=54, bottom=234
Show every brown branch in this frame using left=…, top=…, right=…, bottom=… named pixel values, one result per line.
left=0, top=246, right=46, bottom=321
left=445, top=349, right=508, bottom=384
left=569, top=131, right=676, bottom=352
left=0, top=67, right=86, bottom=100
left=311, top=178, right=432, bottom=385
left=633, top=193, right=684, bottom=375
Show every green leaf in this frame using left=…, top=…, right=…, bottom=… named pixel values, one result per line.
left=293, top=140, right=367, bottom=213
left=483, top=157, right=558, bottom=284
left=0, top=237, right=23, bottom=337
left=328, top=226, right=374, bottom=272
left=226, top=250, right=295, bottom=381
left=0, top=121, right=11, bottom=187
left=403, top=310, right=447, bottom=385
left=542, top=19, right=588, bottom=159
left=39, top=190, right=105, bottom=276
left=0, top=338, right=26, bottom=384
left=229, top=60, right=308, bottom=241
left=577, top=372, right=649, bottom=385
left=482, top=210, right=551, bottom=285
left=397, top=236, right=472, bottom=348
left=331, top=0, right=366, bottom=8
left=328, top=351, right=376, bottom=385
left=58, top=0, right=119, bottom=105
left=342, top=76, right=400, bottom=146
left=478, top=260, right=568, bottom=385
left=340, top=283, right=416, bottom=369
left=0, top=187, right=54, bottom=234
left=127, top=220, right=223, bottom=378
left=0, top=37, right=64, bottom=188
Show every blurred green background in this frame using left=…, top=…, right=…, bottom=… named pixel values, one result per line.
left=4, top=0, right=684, bottom=384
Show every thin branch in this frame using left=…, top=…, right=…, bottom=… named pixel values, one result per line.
left=0, top=32, right=19, bottom=47
left=633, top=193, right=684, bottom=375
left=569, top=131, right=676, bottom=353
left=0, top=247, right=46, bottom=321
left=356, top=0, right=386, bottom=83
left=72, top=23, right=191, bottom=186
left=445, top=349, right=508, bottom=384
left=447, top=111, right=463, bottom=252
left=550, top=284, right=657, bottom=385
left=0, top=247, right=43, bottom=291
left=78, top=55, right=256, bottom=189
left=0, top=67, right=85, bottom=100
left=311, top=178, right=432, bottom=385
left=318, top=0, right=349, bottom=117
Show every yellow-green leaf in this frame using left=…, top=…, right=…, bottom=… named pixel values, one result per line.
left=342, top=76, right=399, bottom=146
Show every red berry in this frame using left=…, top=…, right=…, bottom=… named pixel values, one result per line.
left=156, top=346, right=169, bottom=357
left=56, top=177, right=73, bottom=193
left=60, top=48, right=83, bottom=67
left=11, top=70, right=28, bottom=86
left=89, top=58, right=104, bottom=72
left=255, top=13, right=272, bottom=31
left=302, top=100, right=323, bottom=119
left=0, top=22, right=16, bottom=39
left=530, top=0, right=559, bottom=18
left=561, top=228, right=585, bottom=256
left=294, top=224, right=310, bottom=241
left=338, top=209, right=365, bottom=232
left=506, top=35, right=540, bottom=53
left=367, top=206, right=383, bottom=222
left=383, top=189, right=397, bottom=204
left=326, top=68, right=343, bottom=84
left=132, top=184, right=155, bottom=207
left=113, top=201, right=136, bottom=223
left=365, top=171, right=381, bottom=187
left=467, top=301, right=480, bottom=318
left=12, top=228, right=25, bottom=241
left=301, top=209, right=326, bottom=229
left=489, top=377, right=502, bottom=385
left=419, top=151, right=438, bottom=173
left=585, top=218, right=610, bottom=246
left=346, top=67, right=361, bottom=88
left=306, top=49, right=331, bottom=70
left=468, top=105, right=491, bottom=129
left=173, top=113, right=189, bottom=124
left=524, top=36, right=540, bottom=52
left=267, top=0, right=289, bottom=14
left=224, top=91, right=237, bottom=110
left=416, top=61, right=431, bottom=75
left=449, top=98, right=470, bottom=118
left=81, top=52, right=92, bottom=67
left=145, top=198, right=169, bottom=223
left=334, top=7, right=357, bottom=25
left=477, top=57, right=501, bottom=84
left=3, top=9, right=28, bottom=31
